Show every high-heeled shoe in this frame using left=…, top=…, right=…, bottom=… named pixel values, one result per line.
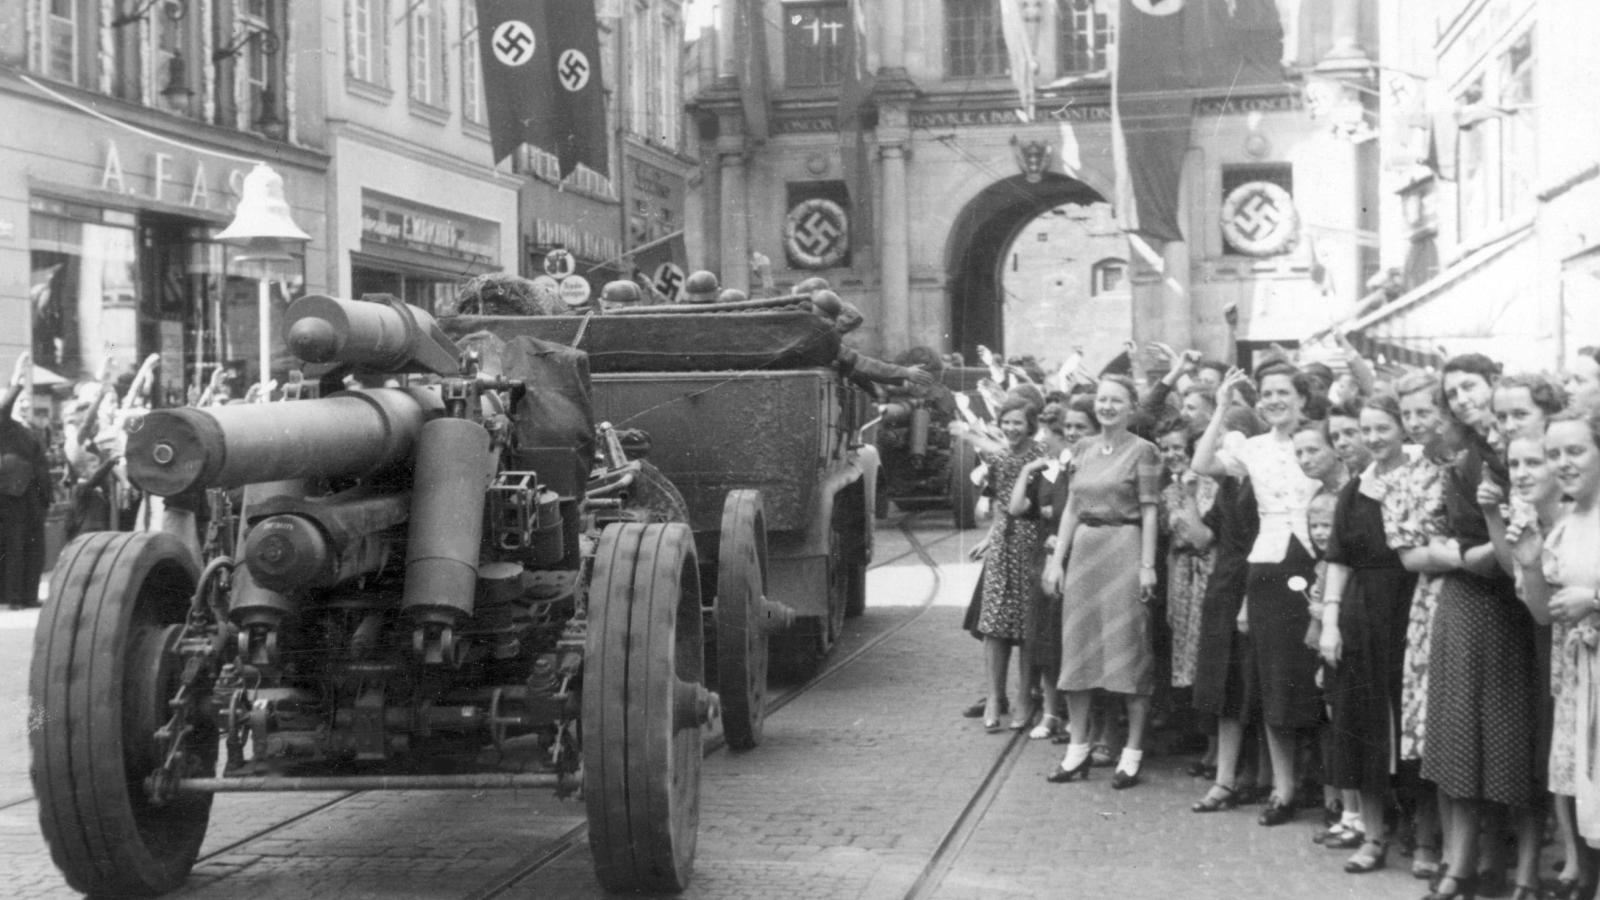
left=1257, top=797, right=1296, bottom=827
left=1343, top=839, right=1386, bottom=874
left=1424, top=873, right=1476, bottom=900
left=1046, top=753, right=1091, bottom=783
left=1028, top=714, right=1061, bottom=740
left=1190, top=783, right=1237, bottom=813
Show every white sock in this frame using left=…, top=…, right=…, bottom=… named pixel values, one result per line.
left=1060, top=742, right=1091, bottom=771
left=1340, top=810, right=1362, bottom=831
left=1117, top=747, right=1144, bottom=775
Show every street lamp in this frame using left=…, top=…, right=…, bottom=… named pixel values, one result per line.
left=216, top=163, right=308, bottom=401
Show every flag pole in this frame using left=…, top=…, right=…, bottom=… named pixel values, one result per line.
left=586, top=229, right=686, bottom=273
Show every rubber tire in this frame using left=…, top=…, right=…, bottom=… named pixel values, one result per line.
left=950, top=441, right=981, bottom=530
left=771, top=528, right=846, bottom=681
left=715, top=491, right=770, bottom=752
left=583, top=522, right=705, bottom=893
left=30, top=531, right=209, bottom=897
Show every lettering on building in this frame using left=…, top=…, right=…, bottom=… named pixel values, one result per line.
left=910, top=104, right=1112, bottom=129
left=362, top=200, right=498, bottom=262
left=530, top=219, right=621, bottom=264
left=97, top=139, right=247, bottom=211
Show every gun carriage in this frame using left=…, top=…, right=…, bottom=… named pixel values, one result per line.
left=442, top=291, right=879, bottom=679
left=872, top=366, right=991, bottom=529
left=29, top=293, right=825, bottom=896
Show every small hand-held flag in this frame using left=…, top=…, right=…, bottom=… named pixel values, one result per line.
left=477, top=0, right=609, bottom=178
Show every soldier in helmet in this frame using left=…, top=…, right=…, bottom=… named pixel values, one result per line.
left=717, top=288, right=749, bottom=304
left=599, top=279, right=643, bottom=312
left=682, top=270, right=721, bottom=304
left=803, top=287, right=935, bottom=393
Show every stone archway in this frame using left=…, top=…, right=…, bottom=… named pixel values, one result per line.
left=943, top=173, right=1105, bottom=360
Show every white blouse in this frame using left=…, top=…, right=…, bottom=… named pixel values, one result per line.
left=1218, top=430, right=1321, bottom=564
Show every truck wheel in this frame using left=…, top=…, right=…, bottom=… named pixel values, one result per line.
left=950, top=442, right=981, bottom=530
left=715, top=491, right=769, bottom=751
left=31, top=531, right=211, bottom=897
left=584, top=522, right=706, bottom=893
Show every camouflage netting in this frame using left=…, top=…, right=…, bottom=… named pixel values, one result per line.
left=441, top=273, right=563, bottom=317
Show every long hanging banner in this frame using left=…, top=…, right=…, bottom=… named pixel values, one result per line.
left=477, top=0, right=610, bottom=178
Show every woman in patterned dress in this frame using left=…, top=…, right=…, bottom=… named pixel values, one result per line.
left=1042, top=375, right=1162, bottom=788
left=1156, top=420, right=1216, bottom=692
left=1376, top=371, right=1451, bottom=878
left=1497, top=431, right=1586, bottom=897
left=974, top=398, right=1046, bottom=731
left=1482, top=374, right=1577, bottom=895
left=1192, top=360, right=1323, bottom=827
left=1419, top=354, right=1541, bottom=900
left=1519, top=410, right=1600, bottom=884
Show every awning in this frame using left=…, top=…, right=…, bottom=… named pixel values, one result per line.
left=1336, top=222, right=1551, bottom=371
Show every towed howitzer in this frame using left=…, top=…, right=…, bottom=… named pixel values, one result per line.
left=34, top=293, right=744, bottom=897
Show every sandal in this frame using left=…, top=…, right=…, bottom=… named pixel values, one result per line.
left=1028, top=714, right=1062, bottom=740
left=1191, top=783, right=1238, bottom=813
left=1344, top=839, right=1387, bottom=874
left=1411, top=845, right=1442, bottom=881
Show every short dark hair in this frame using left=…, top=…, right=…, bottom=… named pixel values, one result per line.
left=1065, top=394, right=1100, bottom=432
left=1355, top=391, right=1405, bottom=429
left=998, top=397, right=1041, bottom=433
left=1495, top=372, right=1567, bottom=417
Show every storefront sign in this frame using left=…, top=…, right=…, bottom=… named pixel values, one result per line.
left=96, top=138, right=251, bottom=213
left=909, top=104, right=1111, bottom=129
left=531, top=218, right=621, bottom=264
left=361, top=191, right=499, bottom=264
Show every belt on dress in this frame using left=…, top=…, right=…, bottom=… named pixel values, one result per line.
left=1079, top=515, right=1140, bottom=528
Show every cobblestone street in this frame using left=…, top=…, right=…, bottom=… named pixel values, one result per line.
left=0, top=517, right=1487, bottom=898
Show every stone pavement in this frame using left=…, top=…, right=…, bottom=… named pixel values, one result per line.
left=0, top=517, right=1516, bottom=898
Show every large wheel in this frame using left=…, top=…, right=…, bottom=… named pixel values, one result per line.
left=584, top=522, right=706, bottom=893
left=950, top=441, right=981, bottom=530
left=30, top=531, right=211, bottom=897
left=715, top=491, right=770, bottom=751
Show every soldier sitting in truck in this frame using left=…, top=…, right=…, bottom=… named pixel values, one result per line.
left=796, top=279, right=935, bottom=395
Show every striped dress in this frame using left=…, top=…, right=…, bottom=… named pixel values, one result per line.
left=1056, top=433, right=1162, bottom=696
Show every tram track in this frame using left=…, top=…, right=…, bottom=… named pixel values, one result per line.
left=14, top=511, right=963, bottom=898
left=469, top=511, right=954, bottom=899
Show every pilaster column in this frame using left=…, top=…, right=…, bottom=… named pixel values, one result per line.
left=1318, top=0, right=1370, bottom=67
left=716, top=0, right=739, bottom=85
left=718, top=148, right=749, bottom=291
left=879, top=142, right=910, bottom=353
left=879, top=0, right=905, bottom=74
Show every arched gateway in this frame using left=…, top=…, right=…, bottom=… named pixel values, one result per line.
left=944, top=173, right=1106, bottom=360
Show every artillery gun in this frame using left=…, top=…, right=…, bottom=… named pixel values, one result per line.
left=29, top=294, right=790, bottom=895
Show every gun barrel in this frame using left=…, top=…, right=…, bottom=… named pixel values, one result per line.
left=128, top=388, right=443, bottom=496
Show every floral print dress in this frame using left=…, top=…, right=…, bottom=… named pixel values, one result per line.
left=976, top=441, right=1047, bottom=641
left=1382, top=453, right=1448, bottom=762
left=1162, top=474, right=1217, bottom=687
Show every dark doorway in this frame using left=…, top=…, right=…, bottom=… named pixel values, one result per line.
left=944, top=173, right=1104, bottom=360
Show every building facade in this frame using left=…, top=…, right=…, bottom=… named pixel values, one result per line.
left=690, top=0, right=1384, bottom=370
left=1, top=0, right=330, bottom=405
left=1349, top=0, right=1599, bottom=372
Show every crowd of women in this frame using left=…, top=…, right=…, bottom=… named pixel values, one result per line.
left=953, top=338, right=1600, bottom=900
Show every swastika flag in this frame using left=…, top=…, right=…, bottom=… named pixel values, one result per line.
left=477, top=0, right=609, bottom=178
left=1113, top=0, right=1286, bottom=243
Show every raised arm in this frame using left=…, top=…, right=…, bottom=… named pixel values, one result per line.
left=1191, top=367, right=1249, bottom=479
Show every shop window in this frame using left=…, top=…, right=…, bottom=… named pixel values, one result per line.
left=1055, top=0, right=1111, bottom=76
left=1091, top=258, right=1127, bottom=296
left=29, top=204, right=142, bottom=387
left=348, top=0, right=389, bottom=86
left=408, top=0, right=448, bottom=108
left=945, top=0, right=1007, bottom=79
left=1499, top=31, right=1535, bottom=222
left=461, top=0, right=485, bottom=125
left=784, top=1, right=847, bottom=88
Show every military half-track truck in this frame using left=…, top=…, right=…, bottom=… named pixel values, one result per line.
left=28, top=294, right=790, bottom=896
